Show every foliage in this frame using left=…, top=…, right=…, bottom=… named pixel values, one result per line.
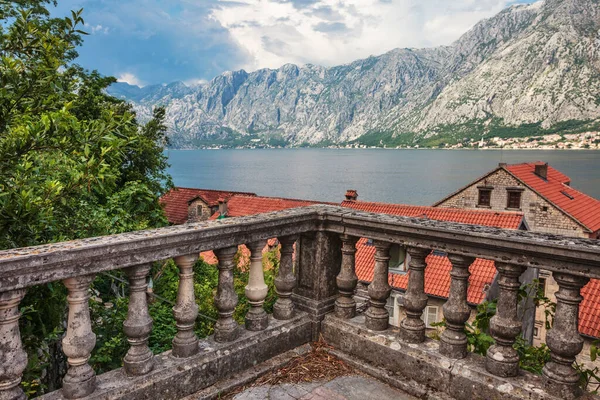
left=0, top=1, right=173, bottom=396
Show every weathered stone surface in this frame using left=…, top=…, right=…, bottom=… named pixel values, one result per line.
left=172, top=255, right=200, bottom=358
left=214, top=246, right=240, bottom=343
left=486, top=263, right=525, bottom=378
left=543, top=272, right=590, bottom=399
left=123, top=264, right=154, bottom=376
left=273, top=236, right=297, bottom=320
left=39, top=314, right=312, bottom=400
left=62, top=275, right=97, bottom=399
left=365, top=241, right=392, bottom=331
left=0, top=289, right=27, bottom=400
left=440, top=254, right=474, bottom=359
left=335, top=234, right=359, bottom=319
left=245, top=241, right=269, bottom=331
left=322, top=314, right=569, bottom=400
left=400, top=247, right=429, bottom=343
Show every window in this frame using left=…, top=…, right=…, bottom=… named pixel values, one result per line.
left=542, top=206, right=548, bottom=212
left=507, top=191, right=522, bottom=209
left=478, top=188, right=492, bottom=207
left=534, top=327, right=539, bottom=337
left=421, top=306, right=439, bottom=328
left=388, top=244, right=407, bottom=273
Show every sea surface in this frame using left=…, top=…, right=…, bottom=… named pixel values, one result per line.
left=166, top=149, right=600, bottom=205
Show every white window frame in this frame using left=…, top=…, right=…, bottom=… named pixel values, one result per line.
left=421, top=305, right=439, bottom=328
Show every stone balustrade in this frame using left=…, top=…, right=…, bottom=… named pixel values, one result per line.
left=1, top=205, right=600, bottom=400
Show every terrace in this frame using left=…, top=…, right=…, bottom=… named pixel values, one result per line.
left=1, top=205, right=599, bottom=400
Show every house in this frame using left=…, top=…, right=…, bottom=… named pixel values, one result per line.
left=159, top=187, right=257, bottom=224
left=341, top=192, right=525, bottom=329
left=433, top=162, right=600, bottom=239
left=434, top=162, right=600, bottom=367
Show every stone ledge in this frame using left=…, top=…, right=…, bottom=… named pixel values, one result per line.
left=40, top=314, right=312, bottom=400
left=321, top=314, right=600, bottom=400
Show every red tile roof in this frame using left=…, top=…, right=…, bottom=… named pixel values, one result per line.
left=160, top=187, right=257, bottom=224
left=210, top=195, right=329, bottom=219
left=505, top=162, right=600, bottom=234
left=346, top=200, right=525, bottom=305
left=354, top=238, right=494, bottom=304
left=342, top=200, right=524, bottom=229
left=580, top=279, right=600, bottom=338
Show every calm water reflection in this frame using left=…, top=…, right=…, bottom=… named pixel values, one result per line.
left=166, top=149, right=600, bottom=205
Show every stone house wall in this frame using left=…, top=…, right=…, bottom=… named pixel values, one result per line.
left=437, top=168, right=588, bottom=238
left=187, top=198, right=215, bottom=222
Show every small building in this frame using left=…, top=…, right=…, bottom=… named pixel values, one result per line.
left=434, top=162, right=600, bottom=367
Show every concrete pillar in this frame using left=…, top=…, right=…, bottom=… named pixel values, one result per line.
left=214, top=246, right=239, bottom=342
left=123, top=263, right=154, bottom=376
left=172, top=254, right=199, bottom=358
left=543, top=272, right=589, bottom=400
left=485, top=262, right=525, bottom=377
left=365, top=240, right=392, bottom=331
left=62, top=275, right=96, bottom=399
left=335, top=234, right=359, bottom=319
left=245, top=240, right=269, bottom=331
left=440, top=254, right=474, bottom=359
left=400, top=247, right=429, bottom=343
left=273, top=236, right=298, bottom=320
left=0, top=289, right=27, bottom=400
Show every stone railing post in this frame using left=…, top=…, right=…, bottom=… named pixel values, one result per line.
left=440, top=254, right=475, bottom=359
left=214, top=246, right=239, bottom=342
left=62, top=275, right=96, bottom=399
left=365, top=241, right=392, bottom=331
left=245, top=240, right=269, bottom=331
left=172, top=254, right=199, bottom=358
left=335, top=234, right=359, bottom=319
left=123, top=264, right=154, bottom=376
left=485, top=262, right=525, bottom=377
left=542, top=272, right=589, bottom=399
left=273, top=236, right=298, bottom=320
left=293, top=231, right=342, bottom=340
left=0, top=289, right=27, bottom=400
left=400, top=247, right=429, bottom=343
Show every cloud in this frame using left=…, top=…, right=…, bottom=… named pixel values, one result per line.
left=211, top=0, right=537, bottom=72
left=117, top=73, right=144, bottom=87
left=49, top=0, right=538, bottom=84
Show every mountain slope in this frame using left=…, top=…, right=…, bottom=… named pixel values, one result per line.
left=108, top=0, right=600, bottom=147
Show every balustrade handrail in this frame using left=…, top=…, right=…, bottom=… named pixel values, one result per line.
left=2, top=205, right=600, bottom=292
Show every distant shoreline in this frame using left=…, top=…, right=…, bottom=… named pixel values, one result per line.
left=167, top=147, right=600, bottom=151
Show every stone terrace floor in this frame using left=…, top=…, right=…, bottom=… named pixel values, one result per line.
left=182, top=342, right=417, bottom=400
left=231, top=375, right=417, bottom=400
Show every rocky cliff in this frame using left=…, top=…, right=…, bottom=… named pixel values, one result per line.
left=107, top=0, right=600, bottom=147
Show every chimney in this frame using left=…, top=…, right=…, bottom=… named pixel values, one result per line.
left=218, top=197, right=228, bottom=216
left=498, top=162, right=507, bottom=168
left=345, top=189, right=358, bottom=201
left=534, top=163, right=548, bottom=180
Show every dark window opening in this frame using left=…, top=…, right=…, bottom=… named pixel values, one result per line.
left=538, top=278, right=546, bottom=297
left=478, top=189, right=491, bottom=207
left=534, top=327, right=539, bottom=337
left=507, top=191, right=522, bottom=209
left=542, top=206, right=548, bottom=212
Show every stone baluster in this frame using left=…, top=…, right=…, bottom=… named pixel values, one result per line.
left=214, top=246, right=239, bottom=342
left=0, top=290, right=27, bottom=400
left=123, top=264, right=154, bottom=376
left=400, top=247, right=429, bottom=343
left=335, top=234, right=359, bottom=319
left=440, top=254, right=475, bottom=359
left=172, top=254, right=199, bottom=358
left=485, top=262, right=525, bottom=377
left=245, top=240, right=269, bottom=331
left=274, top=236, right=298, bottom=320
left=62, top=275, right=96, bottom=399
left=542, top=272, right=589, bottom=399
left=365, top=241, right=392, bottom=331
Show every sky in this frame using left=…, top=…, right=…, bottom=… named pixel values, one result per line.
left=51, top=0, right=538, bottom=87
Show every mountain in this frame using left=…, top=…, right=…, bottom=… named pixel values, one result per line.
left=107, top=0, right=600, bottom=148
